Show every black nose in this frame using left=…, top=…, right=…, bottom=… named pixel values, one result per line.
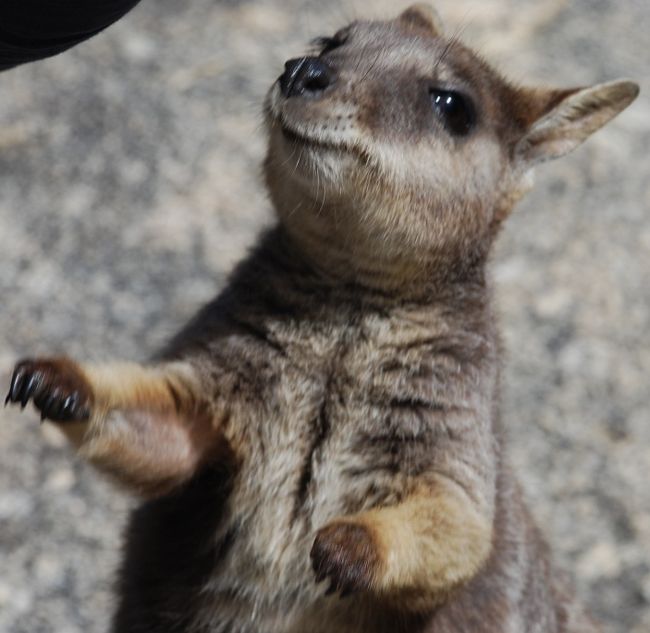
left=279, top=57, right=335, bottom=98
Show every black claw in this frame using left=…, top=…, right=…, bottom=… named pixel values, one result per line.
left=62, top=394, right=83, bottom=421
left=40, top=392, right=59, bottom=421
left=7, top=367, right=27, bottom=404
left=60, top=394, right=75, bottom=417
left=20, top=374, right=41, bottom=409
left=51, top=391, right=66, bottom=420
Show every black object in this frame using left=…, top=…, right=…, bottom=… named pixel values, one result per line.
left=0, top=0, right=143, bottom=71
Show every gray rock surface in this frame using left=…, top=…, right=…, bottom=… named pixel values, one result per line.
left=0, top=1, right=648, bottom=631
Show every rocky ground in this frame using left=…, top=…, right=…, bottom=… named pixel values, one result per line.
left=0, top=1, right=648, bottom=631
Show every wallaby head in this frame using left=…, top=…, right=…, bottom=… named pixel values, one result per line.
left=264, top=3, right=638, bottom=292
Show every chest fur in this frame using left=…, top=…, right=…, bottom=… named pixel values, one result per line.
left=213, top=306, right=492, bottom=560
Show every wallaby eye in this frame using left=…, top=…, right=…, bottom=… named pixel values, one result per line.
left=430, top=89, right=475, bottom=136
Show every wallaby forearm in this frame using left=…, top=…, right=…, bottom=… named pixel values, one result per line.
left=6, top=357, right=219, bottom=496
left=311, top=470, right=494, bottom=611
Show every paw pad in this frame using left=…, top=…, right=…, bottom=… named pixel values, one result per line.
left=310, top=521, right=380, bottom=598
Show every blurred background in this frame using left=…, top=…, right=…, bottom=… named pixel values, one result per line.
left=0, top=0, right=648, bottom=631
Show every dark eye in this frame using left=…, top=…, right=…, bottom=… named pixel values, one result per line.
left=312, top=35, right=345, bottom=55
left=430, top=89, right=475, bottom=136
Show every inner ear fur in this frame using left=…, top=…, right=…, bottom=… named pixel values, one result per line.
left=514, top=80, right=639, bottom=165
left=398, top=3, right=444, bottom=37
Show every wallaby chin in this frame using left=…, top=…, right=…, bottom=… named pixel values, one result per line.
left=6, top=3, right=637, bottom=632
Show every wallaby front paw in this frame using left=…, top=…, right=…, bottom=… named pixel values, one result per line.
left=310, top=520, right=381, bottom=598
left=5, top=358, right=93, bottom=422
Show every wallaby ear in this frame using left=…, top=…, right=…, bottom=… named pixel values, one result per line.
left=398, top=3, right=444, bottom=37
left=515, top=80, right=639, bottom=166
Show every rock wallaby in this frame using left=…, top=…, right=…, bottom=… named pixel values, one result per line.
left=6, top=4, right=638, bottom=632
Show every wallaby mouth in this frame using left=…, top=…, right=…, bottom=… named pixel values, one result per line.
left=278, top=119, right=343, bottom=153
left=266, top=84, right=345, bottom=153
